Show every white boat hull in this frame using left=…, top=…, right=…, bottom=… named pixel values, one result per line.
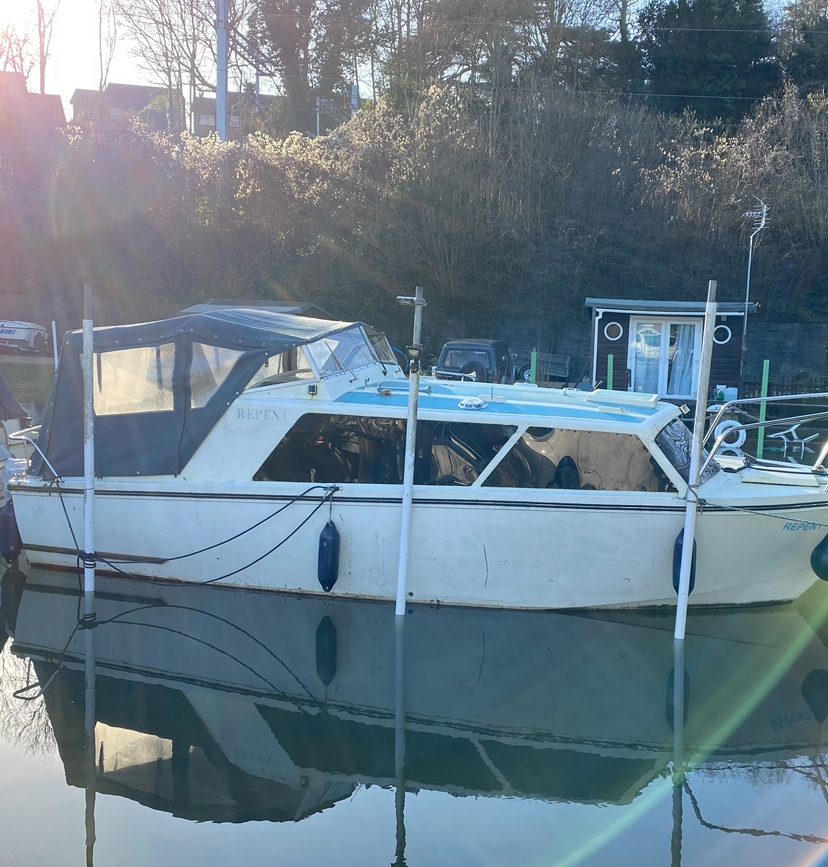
left=11, top=478, right=828, bottom=608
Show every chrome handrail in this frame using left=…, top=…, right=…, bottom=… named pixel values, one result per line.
left=700, top=410, right=828, bottom=477
left=8, top=426, right=62, bottom=482
left=703, top=392, right=828, bottom=447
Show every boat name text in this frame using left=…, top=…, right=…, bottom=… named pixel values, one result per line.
left=782, top=521, right=821, bottom=532
left=237, top=408, right=280, bottom=422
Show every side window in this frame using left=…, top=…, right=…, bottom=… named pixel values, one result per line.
left=246, top=347, right=312, bottom=389
left=93, top=344, right=175, bottom=416
left=254, top=414, right=405, bottom=483
left=416, top=421, right=516, bottom=486
left=485, top=428, right=670, bottom=492
left=190, top=343, right=244, bottom=408
left=254, top=415, right=516, bottom=485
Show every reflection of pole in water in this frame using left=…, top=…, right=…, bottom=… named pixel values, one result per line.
left=671, top=638, right=686, bottom=867
left=84, top=622, right=96, bottom=867
left=393, top=616, right=406, bottom=866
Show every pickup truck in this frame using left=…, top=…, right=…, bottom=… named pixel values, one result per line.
left=433, top=339, right=512, bottom=383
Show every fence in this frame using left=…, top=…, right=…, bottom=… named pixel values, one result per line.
left=741, top=375, right=828, bottom=399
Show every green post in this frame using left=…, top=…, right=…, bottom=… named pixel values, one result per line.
left=607, top=354, right=614, bottom=390
left=530, top=349, right=538, bottom=385
left=757, top=359, right=770, bottom=459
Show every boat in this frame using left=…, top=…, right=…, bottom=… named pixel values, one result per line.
left=6, top=307, right=828, bottom=609
left=6, top=568, right=828, bottom=835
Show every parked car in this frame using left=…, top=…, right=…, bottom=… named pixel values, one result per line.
left=434, top=339, right=512, bottom=383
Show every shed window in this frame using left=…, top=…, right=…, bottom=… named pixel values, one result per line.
left=93, top=344, right=175, bottom=416
left=485, top=428, right=670, bottom=492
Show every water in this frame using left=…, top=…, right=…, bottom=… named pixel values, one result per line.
left=3, top=566, right=828, bottom=866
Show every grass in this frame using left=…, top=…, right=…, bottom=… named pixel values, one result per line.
left=0, top=358, right=56, bottom=408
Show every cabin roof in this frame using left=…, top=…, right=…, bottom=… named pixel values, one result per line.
left=61, top=307, right=351, bottom=352
left=585, top=298, right=757, bottom=315
left=334, top=383, right=674, bottom=428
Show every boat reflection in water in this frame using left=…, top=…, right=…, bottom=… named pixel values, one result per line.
left=8, top=567, right=828, bottom=863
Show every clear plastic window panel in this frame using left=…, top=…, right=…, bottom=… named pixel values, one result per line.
left=247, top=347, right=313, bottom=389
left=190, top=344, right=245, bottom=408
left=93, top=344, right=175, bottom=416
left=306, top=328, right=375, bottom=377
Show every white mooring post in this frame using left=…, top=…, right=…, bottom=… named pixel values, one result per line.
left=51, top=320, right=59, bottom=371
left=82, top=284, right=96, bottom=619
left=674, top=280, right=717, bottom=641
left=395, top=287, right=426, bottom=617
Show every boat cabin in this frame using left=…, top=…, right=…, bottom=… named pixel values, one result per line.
left=33, top=309, right=402, bottom=479
left=586, top=298, right=756, bottom=403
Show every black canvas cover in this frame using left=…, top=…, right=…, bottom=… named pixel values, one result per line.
left=33, top=309, right=355, bottom=479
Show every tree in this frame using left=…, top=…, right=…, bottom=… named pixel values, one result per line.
left=0, top=25, right=35, bottom=78
left=35, top=0, right=61, bottom=94
left=115, top=0, right=252, bottom=132
left=639, top=0, right=782, bottom=121
left=251, top=0, right=371, bottom=132
left=783, top=5, right=828, bottom=97
left=98, top=0, right=119, bottom=91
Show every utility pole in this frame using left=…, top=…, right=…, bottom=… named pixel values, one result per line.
left=216, top=0, right=228, bottom=140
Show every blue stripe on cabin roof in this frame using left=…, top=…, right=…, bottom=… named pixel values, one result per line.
left=334, top=390, right=652, bottom=424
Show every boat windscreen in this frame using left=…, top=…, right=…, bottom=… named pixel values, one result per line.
left=306, top=327, right=376, bottom=377
left=655, top=419, right=720, bottom=485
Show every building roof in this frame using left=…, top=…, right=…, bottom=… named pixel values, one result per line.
left=0, top=72, right=65, bottom=129
left=585, top=298, right=757, bottom=315
left=104, top=82, right=172, bottom=110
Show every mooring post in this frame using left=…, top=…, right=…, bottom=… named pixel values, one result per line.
left=395, top=287, right=426, bottom=617
left=51, top=320, right=59, bottom=371
left=82, top=284, right=96, bottom=621
left=756, top=359, right=770, bottom=460
left=674, top=280, right=717, bottom=641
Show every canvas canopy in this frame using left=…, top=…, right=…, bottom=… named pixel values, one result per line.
left=34, top=309, right=356, bottom=479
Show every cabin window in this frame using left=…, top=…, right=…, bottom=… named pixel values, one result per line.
left=255, top=414, right=406, bottom=483
left=254, top=414, right=515, bottom=485
left=93, top=344, right=175, bottom=416
left=190, top=344, right=245, bottom=407
left=306, top=328, right=375, bottom=377
left=246, top=347, right=312, bottom=389
left=655, top=419, right=720, bottom=484
left=417, top=421, right=516, bottom=486
left=484, top=427, right=670, bottom=492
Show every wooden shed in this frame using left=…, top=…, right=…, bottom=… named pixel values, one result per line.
left=586, top=298, right=756, bottom=402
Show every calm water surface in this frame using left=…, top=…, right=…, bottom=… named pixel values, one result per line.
left=3, top=566, right=828, bottom=866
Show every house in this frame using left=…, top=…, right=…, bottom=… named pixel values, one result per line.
left=0, top=71, right=65, bottom=134
left=192, top=92, right=281, bottom=139
left=70, top=83, right=184, bottom=132
left=586, top=298, right=756, bottom=402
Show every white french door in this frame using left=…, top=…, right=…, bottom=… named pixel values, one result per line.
left=628, top=318, right=702, bottom=399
